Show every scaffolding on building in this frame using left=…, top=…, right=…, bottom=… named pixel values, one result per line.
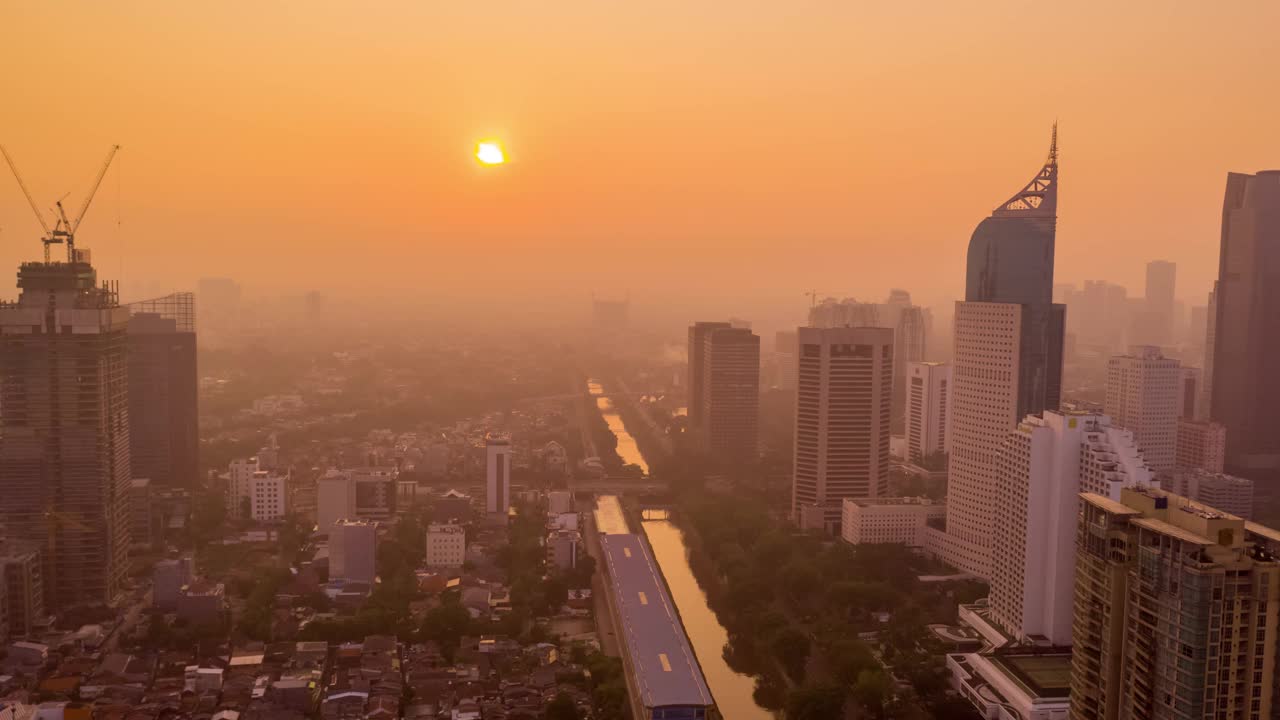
left=126, top=291, right=196, bottom=332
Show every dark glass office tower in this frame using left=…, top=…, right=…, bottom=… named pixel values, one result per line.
left=964, top=129, right=1066, bottom=419
left=126, top=292, right=199, bottom=487
left=1212, top=171, right=1280, bottom=471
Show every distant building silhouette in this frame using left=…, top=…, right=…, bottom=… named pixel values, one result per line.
left=695, top=326, right=759, bottom=465
left=126, top=292, right=198, bottom=487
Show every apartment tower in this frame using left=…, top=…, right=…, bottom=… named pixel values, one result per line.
left=791, top=326, right=893, bottom=532
left=1071, top=487, right=1280, bottom=720
left=1104, top=346, right=1181, bottom=474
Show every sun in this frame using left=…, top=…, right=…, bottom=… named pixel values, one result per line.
left=476, top=142, right=505, bottom=165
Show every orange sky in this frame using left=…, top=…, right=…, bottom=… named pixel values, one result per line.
left=2, top=2, right=1279, bottom=314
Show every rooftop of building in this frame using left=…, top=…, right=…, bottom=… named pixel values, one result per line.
left=845, top=496, right=942, bottom=508
left=987, top=651, right=1072, bottom=699
left=427, top=524, right=464, bottom=534
left=600, top=534, right=714, bottom=710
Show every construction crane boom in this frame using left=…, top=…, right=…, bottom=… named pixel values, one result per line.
left=0, top=144, right=52, bottom=234
left=72, top=144, right=121, bottom=233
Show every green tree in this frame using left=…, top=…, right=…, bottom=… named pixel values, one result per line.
left=771, top=626, right=811, bottom=684
left=785, top=685, right=846, bottom=720
left=853, top=669, right=892, bottom=719
left=544, top=692, right=582, bottom=720
left=421, top=600, right=472, bottom=661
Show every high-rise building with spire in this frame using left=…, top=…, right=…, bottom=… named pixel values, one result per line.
left=0, top=258, right=132, bottom=608
left=930, top=127, right=1066, bottom=578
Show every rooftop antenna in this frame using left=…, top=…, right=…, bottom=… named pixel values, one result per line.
left=1049, top=121, right=1059, bottom=166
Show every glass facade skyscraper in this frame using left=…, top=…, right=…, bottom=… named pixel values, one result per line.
left=1211, top=171, right=1280, bottom=471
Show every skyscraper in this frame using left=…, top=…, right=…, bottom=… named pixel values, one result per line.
left=905, top=361, right=950, bottom=462
left=1142, top=259, right=1176, bottom=346
left=988, top=412, right=1152, bottom=646
left=792, top=326, right=893, bottom=532
left=1211, top=171, right=1280, bottom=471
left=486, top=437, right=511, bottom=518
left=686, top=321, right=731, bottom=434
left=1071, top=487, right=1280, bottom=720
left=0, top=258, right=131, bottom=607
left=1104, top=346, right=1181, bottom=474
left=773, top=330, right=797, bottom=390
left=697, top=326, right=760, bottom=464
left=1199, top=283, right=1217, bottom=422
left=934, top=128, right=1065, bottom=578
left=126, top=292, right=199, bottom=487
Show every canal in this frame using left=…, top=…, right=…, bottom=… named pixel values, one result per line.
left=589, top=381, right=772, bottom=720
left=588, top=379, right=648, bottom=474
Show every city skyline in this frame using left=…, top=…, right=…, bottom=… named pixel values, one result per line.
left=4, top=4, right=1280, bottom=308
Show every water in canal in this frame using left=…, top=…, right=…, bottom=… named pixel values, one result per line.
left=588, top=379, right=649, bottom=474
left=643, top=516, right=773, bottom=720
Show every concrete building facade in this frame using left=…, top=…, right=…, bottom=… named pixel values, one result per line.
left=905, top=362, right=950, bottom=461
left=989, top=412, right=1153, bottom=647
left=1071, top=487, right=1280, bottom=720
left=124, top=294, right=198, bottom=488
left=791, top=326, right=894, bottom=532
left=1176, top=418, right=1228, bottom=474
left=330, top=520, right=378, bottom=585
left=485, top=437, right=511, bottom=518
left=1104, top=346, right=1181, bottom=473
left=249, top=471, right=289, bottom=523
left=839, top=497, right=944, bottom=547
left=425, top=524, right=465, bottom=569
left=1167, top=468, right=1253, bottom=519
left=697, top=326, right=760, bottom=464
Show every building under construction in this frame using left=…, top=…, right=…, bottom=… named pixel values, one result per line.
left=0, top=260, right=132, bottom=608
left=0, top=144, right=130, bottom=608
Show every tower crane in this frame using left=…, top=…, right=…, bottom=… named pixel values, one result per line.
left=0, top=144, right=121, bottom=262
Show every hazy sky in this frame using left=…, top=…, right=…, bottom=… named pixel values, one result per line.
left=3, top=2, right=1279, bottom=313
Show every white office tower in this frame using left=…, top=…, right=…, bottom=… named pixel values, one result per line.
left=905, top=362, right=951, bottom=461
left=249, top=471, right=289, bottom=522
left=486, top=437, right=512, bottom=518
left=989, top=412, right=1154, bottom=646
left=940, top=302, right=1025, bottom=576
left=329, top=519, right=378, bottom=585
left=1103, top=345, right=1181, bottom=474
left=791, top=326, right=894, bottom=532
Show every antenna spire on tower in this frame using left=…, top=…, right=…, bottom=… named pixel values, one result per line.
left=1049, top=121, right=1059, bottom=166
